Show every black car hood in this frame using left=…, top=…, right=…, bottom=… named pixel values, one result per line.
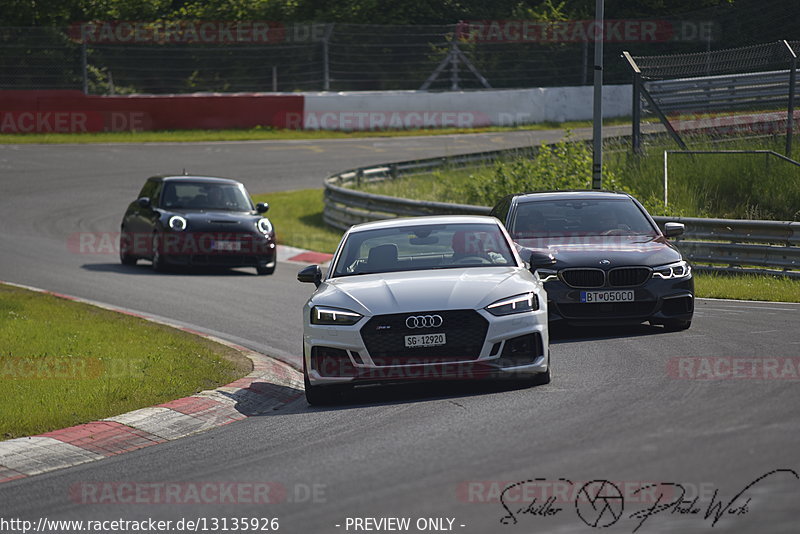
left=165, top=210, right=260, bottom=232
left=517, top=234, right=682, bottom=268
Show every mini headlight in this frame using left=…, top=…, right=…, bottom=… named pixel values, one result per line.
left=536, top=268, right=559, bottom=283
left=486, top=292, right=539, bottom=316
left=311, top=306, right=363, bottom=325
left=257, top=218, right=273, bottom=234
left=168, top=215, right=187, bottom=231
left=652, top=260, right=691, bottom=279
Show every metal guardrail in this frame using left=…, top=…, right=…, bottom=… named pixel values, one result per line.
left=644, top=70, right=794, bottom=113
left=323, top=152, right=800, bottom=278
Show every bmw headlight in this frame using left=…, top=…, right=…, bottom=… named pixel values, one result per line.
left=257, top=218, right=273, bottom=234
left=652, top=260, right=691, bottom=279
left=486, top=293, right=539, bottom=316
left=311, top=306, right=363, bottom=325
left=168, top=215, right=187, bottom=231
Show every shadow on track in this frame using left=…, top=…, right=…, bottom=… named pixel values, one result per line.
left=81, top=263, right=258, bottom=276
left=549, top=322, right=679, bottom=344
left=254, top=379, right=545, bottom=415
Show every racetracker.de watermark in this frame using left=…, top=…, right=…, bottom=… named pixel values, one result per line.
left=286, top=111, right=491, bottom=130
left=0, top=111, right=148, bottom=134
left=456, top=19, right=718, bottom=43
left=68, top=232, right=272, bottom=255
left=667, top=357, right=800, bottom=380
left=70, top=482, right=326, bottom=504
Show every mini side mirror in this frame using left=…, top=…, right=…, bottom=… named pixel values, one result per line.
left=664, top=222, right=685, bottom=238
left=137, top=197, right=151, bottom=209
left=256, top=202, right=269, bottom=214
left=297, top=265, right=322, bottom=287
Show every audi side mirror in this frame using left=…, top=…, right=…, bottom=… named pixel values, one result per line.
left=297, top=265, right=322, bottom=287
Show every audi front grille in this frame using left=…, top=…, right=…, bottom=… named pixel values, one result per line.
left=360, top=310, right=488, bottom=364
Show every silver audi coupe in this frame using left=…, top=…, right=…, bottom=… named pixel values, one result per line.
left=297, top=215, right=551, bottom=405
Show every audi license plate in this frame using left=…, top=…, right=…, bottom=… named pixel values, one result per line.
left=580, top=290, right=634, bottom=303
left=212, top=240, right=241, bottom=251
left=405, top=333, right=446, bottom=348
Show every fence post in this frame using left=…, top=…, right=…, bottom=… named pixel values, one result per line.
left=450, top=41, right=460, bottom=91
left=785, top=40, right=797, bottom=157
left=81, top=41, right=88, bottom=94
left=272, top=66, right=278, bottom=92
left=322, top=24, right=334, bottom=91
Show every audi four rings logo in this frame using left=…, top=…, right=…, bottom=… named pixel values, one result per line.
left=405, top=315, right=444, bottom=329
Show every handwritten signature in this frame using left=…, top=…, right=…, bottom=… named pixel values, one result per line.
left=499, top=469, right=798, bottom=531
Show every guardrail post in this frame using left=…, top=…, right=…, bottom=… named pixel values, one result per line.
left=389, top=163, right=398, bottom=179
left=356, top=168, right=363, bottom=187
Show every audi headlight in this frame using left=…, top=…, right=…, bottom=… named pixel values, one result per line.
left=652, top=260, right=691, bottom=279
left=257, top=218, right=273, bottom=234
left=168, top=215, right=187, bottom=231
left=311, top=306, right=363, bottom=325
left=486, top=292, right=539, bottom=316
left=536, top=268, right=559, bottom=283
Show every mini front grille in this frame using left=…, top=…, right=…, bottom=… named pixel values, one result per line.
left=361, top=309, right=488, bottom=363
left=560, top=269, right=605, bottom=288
left=608, top=267, right=651, bottom=287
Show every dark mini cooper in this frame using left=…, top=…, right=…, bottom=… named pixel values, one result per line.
left=491, top=191, right=694, bottom=330
left=119, top=175, right=277, bottom=274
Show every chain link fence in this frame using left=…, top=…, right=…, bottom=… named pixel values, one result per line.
left=2, top=21, right=729, bottom=94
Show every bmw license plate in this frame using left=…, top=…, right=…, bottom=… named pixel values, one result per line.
left=212, top=240, right=241, bottom=251
left=405, top=333, right=446, bottom=348
left=580, top=290, right=634, bottom=303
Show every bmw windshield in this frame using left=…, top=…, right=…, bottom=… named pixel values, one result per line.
left=511, top=198, right=659, bottom=239
left=331, top=222, right=518, bottom=277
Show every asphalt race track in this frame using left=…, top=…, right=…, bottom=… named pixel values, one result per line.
left=1, top=130, right=799, bottom=533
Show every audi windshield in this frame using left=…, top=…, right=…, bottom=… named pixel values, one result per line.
left=330, top=222, right=518, bottom=277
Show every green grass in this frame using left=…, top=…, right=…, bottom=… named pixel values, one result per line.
left=258, top=188, right=800, bottom=303
left=356, top=135, right=800, bottom=221
left=0, top=284, right=251, bottom=440
left=253, top=189, right=344, bottom=253
left=0, top=117, right=634, bottom=144
left=694, top=272, right=800, bottom=302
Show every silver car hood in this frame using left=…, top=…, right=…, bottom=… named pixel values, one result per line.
left=312, top=267, right=539, bottom=315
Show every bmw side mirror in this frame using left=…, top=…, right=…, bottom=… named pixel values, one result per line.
left=256, top=202, right=269, bottom=214
left=137, top=197, right=151, bottom=209
left=664, top=222, right=685, bottom=238
left=528, top=250, right=556, bottom=269
left=298, top=265, right=322, bottom=287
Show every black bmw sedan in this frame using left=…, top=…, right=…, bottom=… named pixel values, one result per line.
left=119, top=175, right=277, bottom=274
left=491, top=190, right=694, bottom=330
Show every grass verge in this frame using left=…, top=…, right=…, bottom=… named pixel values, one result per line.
left=0, top=284, right=251, bottom=440
left=0, top=118, right=635, bottom=144
left=252, top=189, right=344, bottom=253
left=261, top=188, right=800, bottom=303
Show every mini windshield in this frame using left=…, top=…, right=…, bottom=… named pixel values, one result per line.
left=511, top=198, right=658, bottom=238
left=160, top=182, right=253, bottom=211
left=331, top=222, right=517, bottom=277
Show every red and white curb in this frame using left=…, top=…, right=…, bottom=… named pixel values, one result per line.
left=277, top=244, right=334, bottom=266
left=0, top=246, right=333, bottom=483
